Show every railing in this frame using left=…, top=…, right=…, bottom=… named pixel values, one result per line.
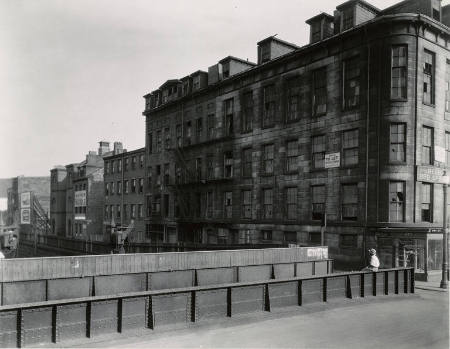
left=0, top=267, right=415, bottom=348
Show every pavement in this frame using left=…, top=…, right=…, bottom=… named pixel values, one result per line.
left=65, top=286, right=449, bottom=349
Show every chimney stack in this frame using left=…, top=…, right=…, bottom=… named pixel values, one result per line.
left=98, top=141, right=110, bottom=156
left=113, top=142, right=123, bottom=155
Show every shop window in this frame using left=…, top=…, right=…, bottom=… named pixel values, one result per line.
left=390, top=123, right=406, bottom=162
left=391, top=46, right=407, bottom=99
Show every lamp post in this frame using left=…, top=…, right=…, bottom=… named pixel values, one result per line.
left=441, top=171, right=449, bottom=289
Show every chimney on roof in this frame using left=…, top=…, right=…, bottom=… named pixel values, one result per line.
left=113, top=142, right=123, bottom=154
left=98, top=141, right=110, bottom=156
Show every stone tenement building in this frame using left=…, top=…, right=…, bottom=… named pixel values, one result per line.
left=50, top=141, right=122, bottom=241
left=143, top=0, right=450, bottom=277
left=103, top=147, right=146, bottom=242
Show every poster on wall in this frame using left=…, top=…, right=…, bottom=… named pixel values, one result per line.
left=21, top=208, right=31, bottom=224
left=20, top=192, right=31, bottom=208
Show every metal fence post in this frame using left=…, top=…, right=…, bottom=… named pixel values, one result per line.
left=323, top=277, right=327, bottom=302
left=298, top=280, right=302, bottom=306
left=227, top=287, right=232, bottom=317
left=86, top=301, right=91, bottom=338
left=264, top=284, right=270, bottom=312
left=147, top=296, right=154, bottom=329
left=191, top=291, right=196, bottom=322
left=17, top=308, right=23, bottom=348
left=117, top=298, right=123, bottom=333
left=52, top=305, right=58, bottom=343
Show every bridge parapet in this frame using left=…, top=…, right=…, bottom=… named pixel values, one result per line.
left=0, top=268, right=415, bottom=348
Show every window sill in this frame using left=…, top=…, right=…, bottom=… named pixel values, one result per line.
left=422, top=102, right=435, bottom=108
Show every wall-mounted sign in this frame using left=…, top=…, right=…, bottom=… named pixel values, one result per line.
left=20, top=192, right=31, bottom=208
left=74, top=190, right=86, bottom=207
left=324, top=152, right=340, bottom=168
left=417, top=166, right=447, bottom=184
left=20, top=208, right=31, bottom=224
left=74, top=213, right=86, bottom=220
left=307, top=247, right=328, bottom=259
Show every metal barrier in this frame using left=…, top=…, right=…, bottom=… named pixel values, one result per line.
left=0, top=267, right=414, bottom=348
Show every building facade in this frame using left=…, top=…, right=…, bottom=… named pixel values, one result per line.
left=143, top=0, right=450, bottom=278
left=50, top=141, right=120, bottom=241
left=103, top=147, right=146, bottom=242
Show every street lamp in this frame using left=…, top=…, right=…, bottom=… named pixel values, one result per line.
left=441, top=171, right=449, bottom=289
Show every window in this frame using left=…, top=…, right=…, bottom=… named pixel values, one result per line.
left=105, top=183, right=109, bottom=196
left=206, top=155, right=214, bottom=180
left=423, top=50, right=435, bottom=105
left=342, top=129, right=358, bottom=166
left=124, top=158, right=129, bottom=172
left=342, top=184, right=358, bottom=221
left=174, top=194, right=180, bottom=218
left=309, top=232, right=321, bottom=244
left=446, top=132, right=450, bottom=167
left=242, top=148, right=252, bottom=178
left=206, top=191, right=213, bottom=218
left=138, top=204, right=143, bottom=219
left=156, top=165, right=161, bottom=186
left=389, top=181, right=405, bottom=222
left=196, top=118, right=203, bottom=142
left=139, top=155, right=144, bottom=169
left=312, top=135, right=325, bottom=169
left=446, top=60, right=450, bottom=113
left=286, top=187, right=297, bottom=220
left=207, top=114, right=215, bottom=140
left=164, top=163, right=170, bottom=186
left=390, top=123, right=406, bottom=162
left=163, top=194, right=169, bottom=217
left=124, top=180, right=129, bottom=194
left=175, top=164, right=182, bottom=184
left=286, top=140, right=298, bottom=173
left=260, top=44, right=270, bottom=63
left=260, top=230, right=272, bottom=241
left=184, top=121, right=193, bottom=146
left=130, top=204, right=136, bottom=219
left=117, top=181, right=122, bottom=195
left=422, top=126, right=434, bottom=165
left=195, top=192, right=201, bottom=218
left=147, top=166, right=152, bottom=187
left=111, top=161, right=115, bottom=174
left=343, top=56, right=360, bottom=108
left=391, top=46, right=407, bottom=99
left=131, top=179, right=136, bottom=193
left=342, top=7, right=353, bottom=30
left=152, top=196, right=161, bottom=214
left=139, top=178, right=144, bottom=193
left=312, top=185, right=325, bottom=220
left=116, top=205, right=121, bottom=219
left=262, top=188, right=273, bottom=219
left=176, top=124, right=182, bottom=148
left=148, top=133, right=153, bottom=154
left=195, top=158, right=202, bottom=181
left=224, top=191, right=232, bottom=218
left=224, top=98, right=234, bottom=136
left=131, top=156, right=136, bottom=170
left=242, top=190, right=252, bottom=218
left=340, top=234, right=357, bottom=248
left=421, top=183, right=433, bottom=222
left=312, top=68, right=327, bottom=116
left=286, top=78, right=300, bottom=122
left=164, top=127, right=171, bottom=150
left=156, top=130, right=162, bottom=152
left=242, top=91, right=253, bottom=132
left=105, top=205, right=109, bottom=220
left=284, top=231, right=297, bottom=244
left=123, top=204, right=128, bottom=219
left=104, top=161, right=108, bottom=175
left=118, top=159, right=122, bottom=172
left=263, top=144, right=274, bottom=174
left=263, top=85, right=276, bottom=127
left=224, top=151, right=233, bottom=178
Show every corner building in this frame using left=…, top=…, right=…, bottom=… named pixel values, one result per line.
left=143, top=0, right=450, bottom=280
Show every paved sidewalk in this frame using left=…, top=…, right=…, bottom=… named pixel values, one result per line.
left=69, top=288, right=448, bottom=349
left=415, top=280, right=449, bottom=292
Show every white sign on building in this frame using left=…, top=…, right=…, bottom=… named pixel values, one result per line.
left=20, top=208, right=31, bottom=224
left=74, top=190, right=87, bottom=207
left=20, top=192, right=31, bottom=208
left=324, top=152, right=340, bottom=168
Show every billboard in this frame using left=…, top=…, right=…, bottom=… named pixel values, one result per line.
left=74, top=190, right=87, bottom=207
left=20, top=192, right=31, bottom=208
left=21, top=208, right=31, bottom=224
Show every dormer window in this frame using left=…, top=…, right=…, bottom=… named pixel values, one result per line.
left=342, top=7, right=353, bottom=30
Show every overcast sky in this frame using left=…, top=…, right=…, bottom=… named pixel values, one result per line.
left=1, top=0, right=445, bottom=178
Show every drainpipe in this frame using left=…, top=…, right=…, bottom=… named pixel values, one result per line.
left=364, top=38, right=371, bottom=265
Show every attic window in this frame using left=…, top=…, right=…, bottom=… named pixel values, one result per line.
left=433, top=8, right=440, bottom=21
left=342, top=7, right=353, bottom=30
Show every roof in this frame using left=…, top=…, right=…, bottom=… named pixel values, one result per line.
left=257, top=35, right=299, bottom=49
left=103, top=147, right=145, bottom=160
left=190, top=70, right=208, bottom=76
left=305, top=12, right=334, bottom=24
left=218, top=55, right=257, bottom=66
left=159, top=79, right=181, bottom=90
left=336, top=0, right=381, bottom=13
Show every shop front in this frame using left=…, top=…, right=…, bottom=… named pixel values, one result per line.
left=375, top=227, right=443, bottom=281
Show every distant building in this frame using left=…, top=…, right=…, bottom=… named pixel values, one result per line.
left=50, top=141, right=122, bottom=241
left=142, top=0, right=450, bottom=279
left=103, top=146, right=146, bottom=242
